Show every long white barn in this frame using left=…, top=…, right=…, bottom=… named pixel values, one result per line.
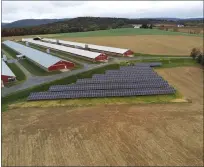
left=3, top=40, right=75, bottom=71
left=2, top=60, right=16, bottom=83
left=22, top=38, right=108, bottom=62
left=41, top=38, right=134, bottom=57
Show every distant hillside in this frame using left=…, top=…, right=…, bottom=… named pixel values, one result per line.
left=2, top=23, right=9, bottom=26
left=2, top=17, right=203, bottom=37
left=2, top=18, right=70, bottom=28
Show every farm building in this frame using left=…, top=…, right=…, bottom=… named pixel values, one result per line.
left=22, top=38, right=108, bottom=62
left=132, top=24, right=142, bottom=28
left=177, top=24, right=184, bottom=27
left=2, top=60, right=16, bottom=83
left=41, top=38, right=134, bottom=57
left=3, top=40, right=75, bottom=71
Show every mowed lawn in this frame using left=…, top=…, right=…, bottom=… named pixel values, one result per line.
left=2, top=66, right=203, bottom=166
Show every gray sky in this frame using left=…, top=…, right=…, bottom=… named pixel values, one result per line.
left=2, top=1, right=203, bottom=23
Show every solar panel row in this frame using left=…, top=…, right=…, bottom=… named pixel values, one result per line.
left=27, top=62, right=175, bottom=101
left=92, top=73, right=159, bottom=79
left=76, top=77, right=164, bottom=84
left=28, top=87, right=175, bottom=101
left=49, top=85, right=169, bottom=92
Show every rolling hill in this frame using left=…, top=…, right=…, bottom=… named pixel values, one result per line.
left=2, top=18, right=70, bottom=28
left=2, top=17, right=203, bottom=37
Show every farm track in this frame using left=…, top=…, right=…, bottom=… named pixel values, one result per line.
left=2, top=66, right=203, bottom=166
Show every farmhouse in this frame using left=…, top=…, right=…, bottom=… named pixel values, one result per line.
left=2, top=60, right=16, bottom=83
left=3, top=40, right=75, bottom=71
left=41, top=38, right=134, bottom=57
left=22, top=38, right=108, bottom=62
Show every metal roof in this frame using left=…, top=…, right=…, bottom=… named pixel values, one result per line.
left=41, top=38, right=130, bottom=54
left=23, top=38, right=103, bottom=59
left=3, top=40, right=67, bottom=68
left=2, top=60, right=16, bottom=77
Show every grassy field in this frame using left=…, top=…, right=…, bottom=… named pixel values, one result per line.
left=9, top=91, right=183, bottom=110
left=2, top=28, right=203, bottom=42
left=5, top=62, right=26, bottom=81
left=61, top=35, right=203, bottom=56
left=47, top=28, right=203, bottom=38
left=18, top=41, right=92, bottom=65
left=2, top=66, right=203, bottom=166
left=2, top=44, right=18, bottom=58
left=122, top=58, right=197, bottom=68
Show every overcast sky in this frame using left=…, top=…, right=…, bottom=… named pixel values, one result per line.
left=2, top=1, right=203, bottom=23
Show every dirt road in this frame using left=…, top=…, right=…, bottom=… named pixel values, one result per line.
left=2, top=66, right=203, bottom=166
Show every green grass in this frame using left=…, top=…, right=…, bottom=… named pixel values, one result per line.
left=1, top=44, right=18, bottom=58
left=18, top=59, right=61, bottom=76
left=19, top=41, right=91, bottom=66
left=134, top=53, right=189, bottom=57
left=5, top=62, right=26, bottom=81
left=9, top=91, right=183, bottom=110
left=120, top=58, right=197, bottom=68
left=44, top=28, right=203, bottom=38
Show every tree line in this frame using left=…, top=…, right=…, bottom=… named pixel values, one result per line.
left=2, top=17, right=203, bottom=37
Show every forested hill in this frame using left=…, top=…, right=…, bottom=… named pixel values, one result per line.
left=2, top=17, right=203, bottom=37
left=2, top=18, right=70, bottom=28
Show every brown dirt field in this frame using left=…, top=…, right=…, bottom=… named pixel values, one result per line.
left=169, top=27, right=203, bottom=34
left=2, top=66, right=203, bottom=166
left=60, top=35, right=203, bottom=56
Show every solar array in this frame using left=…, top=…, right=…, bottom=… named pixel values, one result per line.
left=27, top=62, right=176, bottom=101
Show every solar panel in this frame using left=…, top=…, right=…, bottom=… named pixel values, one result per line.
left=27, top=87, right=176, bottom=101
left=27, top=61, right=175, bottom=101
left=49, top=82, right=170, bottom=91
